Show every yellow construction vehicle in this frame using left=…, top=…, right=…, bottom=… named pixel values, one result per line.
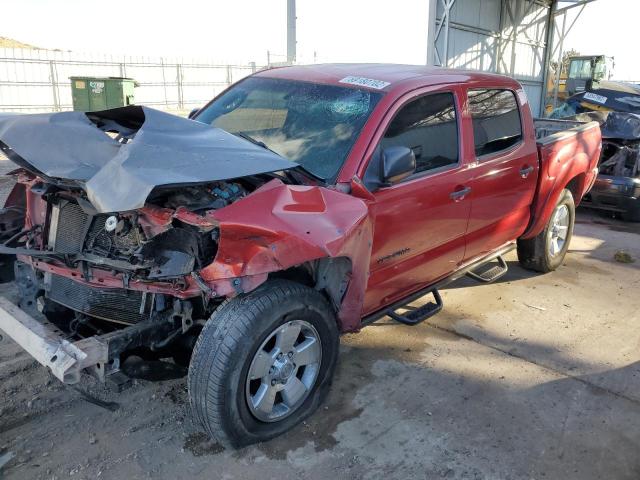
left=546, top=55, right=615, bottom=113
left=563, top=55, right=614, bottom=98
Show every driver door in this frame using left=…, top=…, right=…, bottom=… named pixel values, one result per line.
left=362, top=88, right=473, bottom=315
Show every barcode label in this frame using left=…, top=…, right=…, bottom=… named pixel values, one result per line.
left=583, top=92, right=608, bottom=104
left=339, top=76, right=390, bottom=90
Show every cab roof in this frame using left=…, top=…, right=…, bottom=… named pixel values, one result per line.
left=255, top=63, right=520, bottom=93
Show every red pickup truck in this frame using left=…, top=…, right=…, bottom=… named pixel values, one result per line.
left=0, top=64, right=601, bottom=447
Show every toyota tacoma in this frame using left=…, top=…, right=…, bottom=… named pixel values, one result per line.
left=0, top=64, right=601, bottom=447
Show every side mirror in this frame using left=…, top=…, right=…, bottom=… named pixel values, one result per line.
left=382, top=146, right=416, bottom=185
left=362, top=145, right=416, bottom=192
left=188, top=108, right=200, bottom=119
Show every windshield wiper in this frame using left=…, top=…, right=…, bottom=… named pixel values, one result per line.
left=234, top=132, right=325, bottom=183
left=235, top=132, right=270, bottom=150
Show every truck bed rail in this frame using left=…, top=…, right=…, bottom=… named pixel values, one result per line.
left=534, top=118, right=600, bottom=146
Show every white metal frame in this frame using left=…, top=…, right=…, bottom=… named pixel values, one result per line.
left=427, top=0, right=595, bottom=115
left=543, top=0, right=597, bottom=111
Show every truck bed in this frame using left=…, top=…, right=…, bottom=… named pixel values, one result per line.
left=534, top=118, right=598, bottom=145
left=521, top=118, right=602, bottom=239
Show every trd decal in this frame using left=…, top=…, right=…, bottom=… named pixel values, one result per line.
left=376, top=248, right=411, bottom=264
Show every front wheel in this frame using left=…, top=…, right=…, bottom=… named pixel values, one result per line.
left=517, top=188, right=575, bottom=273
left=188, top=280, right=339, bottom=448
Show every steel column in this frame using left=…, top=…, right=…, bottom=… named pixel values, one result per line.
left=542, top=0, right=592, bottom=113
left=287, top=0, right=297, bottom=63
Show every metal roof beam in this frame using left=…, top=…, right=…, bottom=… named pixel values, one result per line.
left=553, top=0, right=596, bottom=16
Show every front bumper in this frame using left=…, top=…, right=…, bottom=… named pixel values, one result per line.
left=0, top=296, right=107, bottom=384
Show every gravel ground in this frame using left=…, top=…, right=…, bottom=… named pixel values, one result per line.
left=0, top=155, right=639, bottom=479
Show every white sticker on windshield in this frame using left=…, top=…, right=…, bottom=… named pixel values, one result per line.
left=583, top=92, right=608, bottom=104
left=339, top=76, right=390, bottom=90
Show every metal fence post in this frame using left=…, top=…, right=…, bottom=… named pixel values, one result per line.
left=226, top=65, right=232, bottom=85
left=160, top=58, right=169, bottom=108
left=176, top=64, right=184, bottom=109
left=49, top=60, right=60, bottom=111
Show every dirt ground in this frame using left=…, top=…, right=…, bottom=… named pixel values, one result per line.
left=0, top=156, right=639, bottom=479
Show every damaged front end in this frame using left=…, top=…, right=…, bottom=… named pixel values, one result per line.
left=1, top=170, right=271, bottom=383
left=0, top=106, right=373, bottom=385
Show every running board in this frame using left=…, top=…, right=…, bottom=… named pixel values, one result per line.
left=361, top=243, right=516, bottom=328
left=465, top=255, right=508, bottom=283
left=386, top=289, right=443, bottom=326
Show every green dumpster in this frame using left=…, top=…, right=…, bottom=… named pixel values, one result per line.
left=70, top=76, right=137, bottom=111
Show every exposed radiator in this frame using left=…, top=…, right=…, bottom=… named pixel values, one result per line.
left=46, top=273, right=153, bottom=325
left=50, top=202, right=143, bottom=257
left=51, top=202, right=90, bottom=254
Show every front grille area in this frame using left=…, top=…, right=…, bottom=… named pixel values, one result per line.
left=84, top=214, right=142, bottom=257
left=51, top=202, right=143, bottom=258
left=45, top=201, right=154, bottom=324
left=46, top=273, right=153, bottom=324
left=54, top=202, right=90, bottom=254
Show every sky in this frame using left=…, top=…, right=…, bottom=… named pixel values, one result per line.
left=2, top=0, right=638, bottom=79
left=1, top=0, right=429, bottom=65
left=559, top=0, right=640, bottom=80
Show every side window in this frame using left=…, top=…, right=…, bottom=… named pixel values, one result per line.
left=468, top=89, right=522, bottom=157
left=381, top=92, right=458, bottom=174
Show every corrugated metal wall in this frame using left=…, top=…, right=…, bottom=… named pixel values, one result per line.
left=433, top=0, right=551, bottom=116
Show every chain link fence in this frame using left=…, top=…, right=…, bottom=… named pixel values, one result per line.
left=0, top=48, right=265, bottom=114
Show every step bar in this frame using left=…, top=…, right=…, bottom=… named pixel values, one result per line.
left=362, top=243, right=516, bottom=327
left=466, top=255, right=509, bottom=283
left=386, top=289, right=443, bottom=326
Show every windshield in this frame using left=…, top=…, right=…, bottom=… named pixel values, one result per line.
left=195, top=77, right=383, bottom=180
left=569, top=59, right=593, bottom=79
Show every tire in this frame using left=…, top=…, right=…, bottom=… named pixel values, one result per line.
left=517, top=188, right=575, bottom=273
left=188, top=279, right=339, bottom=448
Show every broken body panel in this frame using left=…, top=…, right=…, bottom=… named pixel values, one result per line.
left=0, top=104, right=376, bottom=335
left=0, top=106, right=296, bottom=212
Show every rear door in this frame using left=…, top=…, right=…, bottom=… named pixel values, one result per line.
left=362, top=87, right=474, bottom=315
left=463, top=88, right=539, bottom=261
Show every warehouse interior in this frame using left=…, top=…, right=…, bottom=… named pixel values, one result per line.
left=426, top=0, right=593, bottom=115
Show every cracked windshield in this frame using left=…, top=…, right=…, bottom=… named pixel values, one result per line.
left=196, top=77, right=382, bottom=180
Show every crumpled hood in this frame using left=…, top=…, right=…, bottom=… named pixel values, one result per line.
left=0, top=106, right=296, bottom=213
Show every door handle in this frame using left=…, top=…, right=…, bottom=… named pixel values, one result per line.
left=520, top=165, right=534, bottom=178
left=450, top=186, right=471, bottom=201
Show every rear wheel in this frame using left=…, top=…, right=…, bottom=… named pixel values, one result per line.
left=188, top=280, right=339, bottom=448
left=517, top=188, right=575, bottom=273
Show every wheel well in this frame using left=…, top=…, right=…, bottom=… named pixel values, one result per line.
left=268, top=265, right=314, bottom=287
left=565, top=174, right=584, bottom=202
left=267, top=257, right=352, bottom=313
